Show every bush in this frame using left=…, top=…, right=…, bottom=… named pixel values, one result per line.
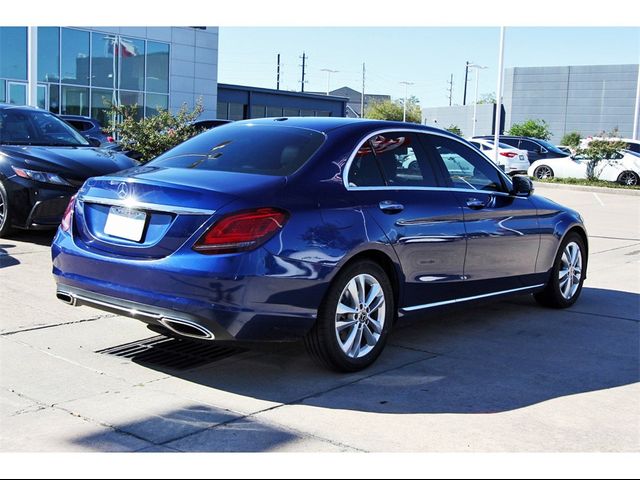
left=366, top=98, right=421, bottom=124
left=560, top=132, right=581, bottom=148
left=107, top=99, right=204, bottom=163
left=508, top=119, right=552, bottom=140
left=445, top=125, right=462, bottom=136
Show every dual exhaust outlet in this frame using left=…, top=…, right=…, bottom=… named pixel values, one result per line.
left=56, top=290, right=215, bottom=340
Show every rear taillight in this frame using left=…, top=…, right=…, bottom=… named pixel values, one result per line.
left=60, top=195, right=77, bottom=232
left=194, top=208, right=289, bottom=254
left=500, top=152, right=517, bottom=158
left=106, top=136, right=115, bottom=143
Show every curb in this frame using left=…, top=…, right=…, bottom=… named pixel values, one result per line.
left=532, top=181, right=640, bottom=197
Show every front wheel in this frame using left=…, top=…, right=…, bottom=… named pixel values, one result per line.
left=617, top=170, right=639, bottom=186
left=534, top=232, right=587, bottom=308
left=304, top=260, right=394, bottom=372
left=533, top=165, right=554, bottom=180
left=0, top=181, right=15, bottom=238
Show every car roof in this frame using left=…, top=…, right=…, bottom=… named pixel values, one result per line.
left=0, top=103, right=46, bottom=113
left=231, top=116, right=449, bottom=135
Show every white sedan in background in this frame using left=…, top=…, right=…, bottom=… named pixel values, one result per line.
left=467, top=138, right=530, bottom=175
left=528, top=150, right=640, bottom=186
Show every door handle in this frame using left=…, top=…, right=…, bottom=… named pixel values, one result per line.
left=466, top=198, right=486, bottom=210
left=379, top=200, right=404, bottom=214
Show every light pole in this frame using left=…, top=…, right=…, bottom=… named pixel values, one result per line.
left=400, top=81, right=414, bottom=122
left=468, top=64, right=487, bottom=137
left=494, top=27, right=506, bottom=165
left=320, top=69, right=339, bottom=95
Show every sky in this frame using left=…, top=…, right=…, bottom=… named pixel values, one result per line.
left=218, top=27, right=640, bottom=108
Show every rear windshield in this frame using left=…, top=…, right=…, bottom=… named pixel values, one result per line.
left=149, top=124, right=325, bottom=176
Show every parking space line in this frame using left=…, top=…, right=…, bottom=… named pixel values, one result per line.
left=592, top=193, right=605, bottom=206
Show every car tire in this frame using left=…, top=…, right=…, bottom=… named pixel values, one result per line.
left=533, top=165, right=554, bottom=180
left=534, top=232, right=587, bottom=309
left=617, top=170, right=639, bottom=186
left=304, top=260, right=394, bottom=372
left=0, top=181, right=15, bottom=238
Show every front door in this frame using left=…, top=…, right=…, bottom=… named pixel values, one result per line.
left=421, top=133, right=541, bottom=297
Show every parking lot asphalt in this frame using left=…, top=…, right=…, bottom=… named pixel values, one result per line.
left=0, top=184, right=638, bottom=452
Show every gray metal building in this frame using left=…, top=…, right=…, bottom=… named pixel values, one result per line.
left=0, top=27, right=219, bottom=122
left=422, top=64, right=639, bottom=141
left=422, top=103, right=502, bottom=137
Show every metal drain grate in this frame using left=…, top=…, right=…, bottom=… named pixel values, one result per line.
left=96, top=335, right=245, bottom=370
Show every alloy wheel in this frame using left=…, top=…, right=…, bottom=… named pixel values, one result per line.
left=619, top=171, right=638, bottom=186
left=334, top=273, right=386, bottom=359
left=535, top=165, right=553, bottom=180
left=559, top=241, right=583, bottom=300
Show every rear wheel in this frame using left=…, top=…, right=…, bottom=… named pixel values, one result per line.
left=534, top=232, right=586, bottom=308
left=304, top=260, right=393, bottom=372
left=617, top=170, right=639, bottom=186
left=0, top=181, right=14, bottom=238
left=534, top=165, right=554, bottom=180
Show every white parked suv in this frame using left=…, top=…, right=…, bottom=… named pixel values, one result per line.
left=528, top=149, right=640, bottom=186
left=468, top=138, right=530, bottom=175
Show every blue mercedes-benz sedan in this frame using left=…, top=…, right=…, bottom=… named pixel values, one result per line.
left=52, top=117, right=588, bottom=371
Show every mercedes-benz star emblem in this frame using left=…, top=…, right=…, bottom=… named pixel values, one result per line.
left=117, top=182, right=130, bottom=200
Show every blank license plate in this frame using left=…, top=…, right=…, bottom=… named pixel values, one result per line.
left=104, top=206, right=147, bottom=242
left=519, top=155, right=525, bottom=160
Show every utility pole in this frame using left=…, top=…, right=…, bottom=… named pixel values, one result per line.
left=299, top=52, right=307, bottom=92
left=400, top=81, right=414, bottom=122
left=361, top=63, right=366, bottom=118
left=320, top=68, right=338, bottom=95
left=463, top=61, right=470, bottom=106
left=276, top=54, right=281, bottom=90
left=447, top=74, right=454, bottom=106
left=494, top=27, right=506, bottom=164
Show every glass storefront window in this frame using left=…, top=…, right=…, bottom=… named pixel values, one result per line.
left=283, top=108, right=300, bottom=117
left=91, top=32, right=118, bottom=89
left=0, top=27, right=27, bottom=80
left=146, top=41, right=169, bottom=94
left=61, top=86, right=89, bottom=116
left=61, top=28, right=90, bottom=85
left=217, top=101, right=229, bottom=119
left=7, top=83, right=27, bottom=105
left=145, top=93, right=168, bottom=117
left=250, top=105, right=266, bottom=118
left=228, top=103, right=246, bottom=121
left=0, top=80, right=5, bottom=103
left=91, top=89, right=115, bottom=126
left=120, top=91, right=144, bottom=120
left=119, top=37, right=145, bottom=91
left=49, top=84, right=60, bottom=114
left=300, top=109, right=315, bottom=117
left=38, top=27, right=60, bottom=82
left=266, top=106, right=283, bottom=117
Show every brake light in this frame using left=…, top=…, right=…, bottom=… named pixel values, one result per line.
left=60, top=195, right=77, bottom=232
left=194, top=208, right=289, bottom=254
left=106, top=136, right=115, bottom=143
left=500, top=152, right=517, bottom=158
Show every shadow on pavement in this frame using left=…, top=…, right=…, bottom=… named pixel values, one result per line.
left=0, top=243, right=20, bottom=269
left=142, top=287, right=639, bottom=415
left=0, top=231, right=54, bottom=269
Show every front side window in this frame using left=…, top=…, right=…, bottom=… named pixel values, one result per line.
left=423, top=135, right=505, bottom=192
left=149, top=124, right=325, bottom=177
left=348, top=132, right=438, bottom=188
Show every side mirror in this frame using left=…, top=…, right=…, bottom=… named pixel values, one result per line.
left=511, top=175, right=534, bottom=197
left=87, top=137, right=102, bottom=147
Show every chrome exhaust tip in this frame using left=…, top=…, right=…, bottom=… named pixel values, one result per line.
left=56, top=291, right=76, bottom=306
left=159, top=318, right=215, bottom=340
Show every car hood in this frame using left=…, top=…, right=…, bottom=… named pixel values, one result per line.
left=0, top=145, right=137, bottom=180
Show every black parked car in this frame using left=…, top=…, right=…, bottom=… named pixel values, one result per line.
left=0, top=104, right=138, bottom=237
left=60, top=115, right=114, bottom=146
left=474, top=135, right=570, bottom=164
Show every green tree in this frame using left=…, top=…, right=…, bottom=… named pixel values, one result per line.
left=107, top=99, right=204, bottom=163
left=560, top=132, right=581, bottom=148
left=366, top=97, right=422, bottom=123
left=445, top=124, right=463, bottom=136
left=577, top=139, right=629, bottom=181
left=508, top=119, right=552, bottom=140
left=477, top=92, right=496, bottom=104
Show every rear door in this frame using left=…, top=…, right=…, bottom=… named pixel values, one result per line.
left=345, top=130, right=466, bottom=308
left=420, top=134, right=541, bottom=296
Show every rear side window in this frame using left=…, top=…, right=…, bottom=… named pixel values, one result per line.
left=348, top=132, right=439, bottom=187
left=500, top=138, right=519, bottom=148
left=149, top=124, right=325, bottom=176
left=422, top=135, right=505, bottom=192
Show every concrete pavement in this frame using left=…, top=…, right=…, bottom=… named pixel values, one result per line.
left=0, top=184, right=638, bottom=452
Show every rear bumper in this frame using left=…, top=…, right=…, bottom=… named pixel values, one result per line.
left=52, top=229, right=335, bottom=342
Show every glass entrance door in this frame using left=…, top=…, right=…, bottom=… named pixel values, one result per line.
left=37, top=84, right=48, bottom=110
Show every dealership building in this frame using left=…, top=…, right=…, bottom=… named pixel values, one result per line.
left=423, top=64, right=640, bottom=141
